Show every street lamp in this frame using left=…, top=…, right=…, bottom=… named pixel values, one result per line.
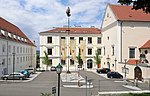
left=56, top=63, right=63, bottom=96
left=66, top=7, right=71, bottom=73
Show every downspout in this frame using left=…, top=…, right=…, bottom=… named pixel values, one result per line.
left=7, top=40, right=8, bottom=74
left=120, top=21, right=123, bottom=62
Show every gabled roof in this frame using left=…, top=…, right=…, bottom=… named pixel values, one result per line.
left=140, top=40, right=150, bottom=49
left=109, top=4, right=150, bottom=22
left=40, top=27, right=101, bottom=34
left=0, top=17, right=35, bottom=46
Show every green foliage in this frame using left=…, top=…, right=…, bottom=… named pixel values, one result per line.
left=94, top=49, right=101, bottom=65
left=41, top=93, right=51, bottom=96
left=118, top=0, right=150, bottom=13
left=42, top=51, right=51, bottom=70
left=76, top=52, right=83, bottom=66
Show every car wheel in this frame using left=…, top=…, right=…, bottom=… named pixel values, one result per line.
left=3, top=77, right=7, bottom=80
left=19, top=78, right=23, bottom=80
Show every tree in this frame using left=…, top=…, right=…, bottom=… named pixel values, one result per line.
left=94, top=50, right=101, bottom=68
left=42, top=51, right=51, bottom=70
left=118, top=0, right=150, bottom=13
left=36, top=54, right=40, bottom=68
left=76, top=52, right=83, bottom=68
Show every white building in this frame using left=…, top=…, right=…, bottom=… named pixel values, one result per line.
left=0, top=17, right=36, bottom=77
left=101, top=4, right=150, bottom=80
left=39, top=27, right=101, bottom=70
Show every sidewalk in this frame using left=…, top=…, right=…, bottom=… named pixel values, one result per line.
left=0, top=72, right=41, bottom=83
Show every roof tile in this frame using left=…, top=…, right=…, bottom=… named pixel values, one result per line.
left=0, top=17, right=35, bottom=46
left=41, top=27, right=101, bottom=34
left=109, top=4, right=150, bottom=21
left=140, top=40, right=150, bottom=49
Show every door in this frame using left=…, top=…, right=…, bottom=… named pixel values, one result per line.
left=87, top=59, right=93, bottom=69
left=134, top=66, right=142, bottom=81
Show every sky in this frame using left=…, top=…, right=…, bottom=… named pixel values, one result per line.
left=0, top=0, right=118, bottom=50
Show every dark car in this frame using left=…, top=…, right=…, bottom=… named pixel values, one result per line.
left=107, top=72, right=123, bottom=78
left=97, top=68, right=110, bottom=74
left=1, top=72, right=26, bottom=80
left=19, top=70, right=30, bottom=78
left=50, top=66, right=56, bottom=71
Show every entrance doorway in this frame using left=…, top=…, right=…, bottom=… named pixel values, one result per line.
left=87, top=59, right=93, bottom=69
left=134, top=66, right=142, bottom=81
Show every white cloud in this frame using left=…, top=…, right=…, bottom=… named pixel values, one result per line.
left=0, top=0, right=118, bottom=49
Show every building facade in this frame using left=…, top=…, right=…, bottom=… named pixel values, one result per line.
left=0, top=17, right=36, bottom=77
left=101, top=4, right=150, bottom=80
left=39, top=27, right=101, bottom=71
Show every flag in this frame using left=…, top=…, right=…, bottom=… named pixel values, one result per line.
left=60, top=39, right=66, bottom=60
left=70, top=39, right=76, bottom=60
left=80, top=40, right=86, bottom=62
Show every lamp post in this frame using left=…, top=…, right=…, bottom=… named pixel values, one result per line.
left=12, top=53, right=15, bottom=80
left=66, top=7, right=71, bottom=73
left=56, top=63, right=63, bottom=96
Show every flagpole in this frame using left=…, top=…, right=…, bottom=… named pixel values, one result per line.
left=66, top=7, right=71, bottom=74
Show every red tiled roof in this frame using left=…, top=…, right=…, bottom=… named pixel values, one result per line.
left=140, top=40, right=150, bottom=49
left=127, top=59, right=140, bottom=65
left=109, top=4, right=150, bottom=21
left=41, top=27, right=101, bottom=34
left=0, top=17, right=35, bottom=46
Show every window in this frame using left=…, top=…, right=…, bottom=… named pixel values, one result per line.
left=8, top=45, right=11, bottom=53
left=88, top=48, right=92, bottom=55
left=112, top=46, right=114, bottom=56
left=104, top=47, right=105, bottom=55
left=61, top=60, right=66, bottom=65
left=70, top=59, right=74, bottom=65
left=97, top=37, right=101, bottom=44
left=20, top=57, right=22, bottom=63
left=88, top=37, right=92, bottom=44
left=129, top=48, right=135, bottom=58
left=61, top=37, right=65, bottom=39
left=20, top=47, right=22, bottom=53
left=79, top=37, right=83, bottom=44
left=2, top=59, right=5, bottom=66
left=97, top=48, right=101, bottom=55
left=13, top=46, right=15, bottom=53
left=8, top=58, right=11, bottom=65
left=48, top=49, right=52, bottom=55
left=70, top=37, right=74, bottom=40
left=17, top=47, right=19, bottom=53
left=17, top=57, right=19, bottom=63
left=2, top=44, right=5, bottom=52
left=47, top=37, right=52, bottom=43
left=48, top=59, right=52, bottom=65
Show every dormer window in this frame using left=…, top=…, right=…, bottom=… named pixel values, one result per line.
left=8, top=33, right=11, bottom=37
left=1, top=30, right=5, bottom=35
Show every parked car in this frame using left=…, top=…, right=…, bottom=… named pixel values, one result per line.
left=96, top=68, right=110, bottom=74
left=1, top=72, right=26, bottom=80
left=107, top=72, right=123, bottom=78
left=19, top=70, right=30, bottom=78
left=50, top=66, right=56, bottom=71
left=36, top=67, right=45, bottom=72
left=25, top=67, right=35, bottom=74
